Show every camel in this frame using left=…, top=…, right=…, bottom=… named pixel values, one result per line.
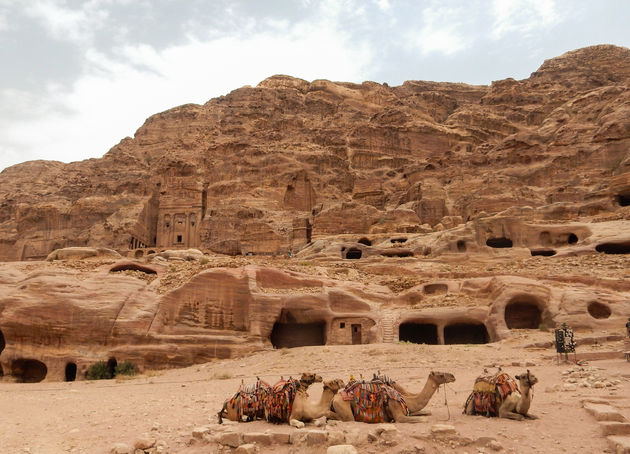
left=289, top=378, right=345, bottom=428
left=264, top=372, right=323, bottom=423
left=217, top=378, right=271, bottom=423
left=385, top=371, right=456, bottom=416
left=331, top=372, right=454, bottom=423
left=464, top=369, right=538, bottom=420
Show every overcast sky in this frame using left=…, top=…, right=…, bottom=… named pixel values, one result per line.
left=1, top=0, right=629, bottom=171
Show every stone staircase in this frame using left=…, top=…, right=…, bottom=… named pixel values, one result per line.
left=583, top=399, right=630, bottom=453
left=381, top=311, right=397, bottom=343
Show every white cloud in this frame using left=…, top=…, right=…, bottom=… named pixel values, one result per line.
left=23, top=0, right=109, bottom=44
left=491, top=0, right=559, bottom=39
left=373, top=0, right=391, bottom=12
left=0, top=5, right=375, bottom=171
left=408, top=6, right=469, bottom=56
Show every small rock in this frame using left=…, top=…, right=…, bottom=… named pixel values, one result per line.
left=110, top=443, right=131, bottom=454
left=192, top=427, right=210, bottom=440
left=218, top=431, right=242, bottom=448
left=431, top=424, right=457, bottom=435
left=134, top=437, right=156, bottom=450
left=327, top=445, right=359, bottom=454
left=487, top=440, right=503, bottom=451
left=235, top=443, right=258, bottom=454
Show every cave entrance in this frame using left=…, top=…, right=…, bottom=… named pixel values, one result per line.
left=505, top=301, right=542, bottom=329
left=381, top=250, right=414, bottom=258
left=399, top=323, right=438, bottom=345
left=617, top=193, right=630, bottom=207
left=595, top=242, right=630, bottom=254
left=107, top=358, right=117, bottom=378
left=486, top=237, right=513, bottom=248
left=444, top=323, right=489, bottom=344
left=65, top=362, right=77, bottom=382
left=134, top=250, right=144, bottom=259
left=0, top=329, right=4, bottom=355
left=345, top=248, right=362, bottom=259
left=457, top=240, right=466, bottom=252
left=11, top=359, right=47, bottom=383
left=357, top=237, right=372, bottom=246
left=588, top=301, right=611, bottom=319
left=270, top=321, right=325, bottom=349
left=567, top=233, right=578, bottom=244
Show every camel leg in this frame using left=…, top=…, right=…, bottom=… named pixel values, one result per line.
left=498, top=409, right=525, bottom=421
left=388, top=402, right=427, bottom=423
left=464, top=395, right=475, bottom=415
left=409, top=409, right=431, bottom=416
left=289, top=419, right=305, bottom=428
left=524, top=413, right=538, bottom=419
left=332, top=399, right=356, bottom=422
left=323, top=410, right=340, bottom=420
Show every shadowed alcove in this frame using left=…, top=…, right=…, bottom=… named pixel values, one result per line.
left=345, top=248, right=362, bottom=259
left=616, top=192, right=630, bottom=207
left=530, top=249, right=556, bottom=256
left=398, top=323, right=438, bottom=344
left=357, top=237, right=372, bottom=246
left=65, top=362, right=77, bottom=381
left=107, top=358, right=117, bottom=378
left=595, top=242, right=630, bottom=254
left=11, top=359, right=47, bottom=383
left=505, top=299, right=543, bottom=329
left=110, top=263, right=157, bottom=274
left=0, top=329, right=4, bottom=376
left=270, top=310, right=325, bottom=348
left=457, top=240, right=466, bottom=252
left=486, top=237, right=513, bottom=248
left=588, top=301, right=611, bottom=319
left=444, top=323, right=489, bottom=344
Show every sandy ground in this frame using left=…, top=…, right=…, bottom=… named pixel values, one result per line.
left=2, top=331, right=630, bottom=454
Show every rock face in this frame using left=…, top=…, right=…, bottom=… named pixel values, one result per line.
left=2, top=45, right=630, bottom=382
left=1, top=45, right=630, bottom=260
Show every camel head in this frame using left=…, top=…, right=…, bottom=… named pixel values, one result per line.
left=429, top=371, right=456, bottom=385
left=323, top=378, right=345, bottom=393
left=299, top=372, right=323, bottom=385
left=515, top=370, right=538, bottom=387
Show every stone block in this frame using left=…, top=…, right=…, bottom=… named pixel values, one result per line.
left=608, top=436, right=630, bottom=454
left=242, top=432, right=272, bottom=445
left=218, top=431, right=242, bottom=448
left=584, top=403, right=627, bottom=422
left=192, top=426, right=211, bottom=439
left=327, top=431, right=346, bottom=446
left=134, top=436, right=156, bottom=450
left=110, top=444, right=131, bottom=454
left=600, top=422, right=630, bottom=436
left=306, top=430, right=328, bottom=446
left=431, top=424, right=457, bottom=435
left=269, top=431, right=291, bottom=444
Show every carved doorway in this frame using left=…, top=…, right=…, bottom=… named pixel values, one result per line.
left=351, top=324, right=362, bottom=344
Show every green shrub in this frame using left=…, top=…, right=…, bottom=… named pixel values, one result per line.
left=114, top=360, right=137, bottom=376
left=86, top=361, right=112, bottom=380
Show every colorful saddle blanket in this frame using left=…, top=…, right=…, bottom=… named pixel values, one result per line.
left=340, top=380, right=408, bottom=423
left=228, top=379, right=271, bottom=421
left=464, top=371, right=520, bottom=417
left=264, top=378, right=301, bottom=423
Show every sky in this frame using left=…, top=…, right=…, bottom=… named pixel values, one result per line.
left=0, top=0, right=629, bottom=172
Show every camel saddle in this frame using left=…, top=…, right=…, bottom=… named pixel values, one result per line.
left=264, top=378, right=301, bottom=423
left=228, top=379, right=271, bottom=421
left=340, top=379, right=408, bottom=423
left=464, top=370, right=520, bottom=417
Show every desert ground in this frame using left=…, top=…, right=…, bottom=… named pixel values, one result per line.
left=2, top=330, right=629, bottom=454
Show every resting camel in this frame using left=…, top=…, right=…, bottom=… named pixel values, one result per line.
left=386, top=371, right=456, bottom=416
left=217, top=378, right=270, bottom=423
left=464, top=369, right=538, bottom=420
left=265, top=372, right=323, bottom=423
left=289, top=378, right=345, bottom=428
left=332, top=371, right=454, bottom=423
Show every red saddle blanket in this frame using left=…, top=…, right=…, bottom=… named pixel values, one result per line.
left=340, top=380, right=408, bottom=423
left=264, top=379, right=301, bottom=423
left=228, top=379, right=271, bottom=421
left=464, top=371, right=520, bottom=416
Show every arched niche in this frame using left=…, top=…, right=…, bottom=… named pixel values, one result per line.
left=456, top=240, right=466, bottom=252
left=587, top=301, right=611, bottom=319
left=504, top=299, right=543, bottom=329
left=567, top=233, right=578, bottom=244
left=11, top=359, right=47, bottom=383
left=345, top=248, right=362, bottom=259
left=444, top=323, right=489, bottom=344
left=270, top=322, right=325, bottom=348
left=616, top=192, right=630, bottom=207
left=134, top=250, right=144, bottom=259
left=357, top=237, right=372, bottom=246
left=398, top=323, right=438, bottom=345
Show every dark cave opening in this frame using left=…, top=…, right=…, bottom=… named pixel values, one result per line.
left=457, top=240, right=466, bottom=252
left=345, top=248, right=362, bottom=259
left=381, top=249, right=414, bottom=257
left=109, top=263, right=157, bottom=274
left=568, top=233, right=578, bottom=244
left=486, top=237, right=513, bottom=248
left=65, top=362, right=77, bottom=382
left=399, top=323, right=438, bottom=345
left=390, top=238, right=408, bottom=243
left=616, top=193, right=630, bottom=207
left=587, top=301, right=612, bottom=319
left=107, top=358, right=117, bottom=378
left=270, top=322, right=325, bottom=348
left=357, top=237, right=372, bottom=246
left=444, top=323, right=489, bottom=344
left=595, top=242, right=630, bottom=254
left=505, top=301, right=542, bottom=329
left=11, top=358, right=47, bottom=383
